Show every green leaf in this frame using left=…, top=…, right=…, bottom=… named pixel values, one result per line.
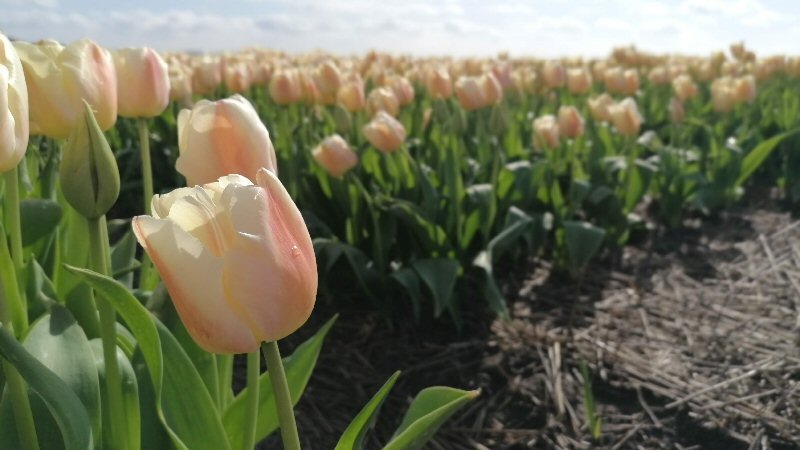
left=89, top=339, right=140, bottom=450
left=736, top=128, right=800, bottom=187
left=382, top=387, right=479, bottom=450
left=564, top=221, right=606, bottom=274
left=335, top=371, right=401, bottom=450
left=66, top=265, right=231, bottom=450
left=20, top=199, right=63, bottom=247
left=390, top=269, right=424, bottom=321
left=411, top=258, right=460, bottom=317
left=222, top=315, right=337, bottom=448
left=110, top=228, right=138, bottom=288
left=0, top=321, right=93, bottom=450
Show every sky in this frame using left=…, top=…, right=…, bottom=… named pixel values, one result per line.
left=1, top=0, right=798, bottom=58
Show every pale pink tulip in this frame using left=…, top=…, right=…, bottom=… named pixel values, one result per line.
left=362, top=111, right=406, bottom=153
left=132, top=170, right=317, bottom=353
left=0, top=33, right=29, bottom=171
left=176, top=95, right=277, bottom=186
left=114, top=47, right=170, bottom=118
left=312, top=134, right=358, bottom=177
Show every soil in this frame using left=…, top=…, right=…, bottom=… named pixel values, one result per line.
left=250, top=193, right=800, bottom=450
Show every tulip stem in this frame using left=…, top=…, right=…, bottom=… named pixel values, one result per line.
left=137, top=118, right=156, bottom=290
left=261, top=341, right=301, bottom=450
left=242, top=351, right=260, bottom=450
left=2, top=361, right=40, bottom=450
left=4, top=167, right=24, bottom=271
left=88, top=217, right=128, bottom=450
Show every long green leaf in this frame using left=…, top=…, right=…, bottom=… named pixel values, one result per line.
left=0, top=322, right=93, bottom=450
left=383, top=387, right=479, bottom=450
left=736, top=128, right=800, bottom=187
left=335, top=371, right=401, bottom=450
left=66, top=265, right=231, bottom=450
left=222, top=315, right=337, bottom=449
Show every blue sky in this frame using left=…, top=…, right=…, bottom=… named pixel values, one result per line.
left=1, top=0, right=798, bottom=57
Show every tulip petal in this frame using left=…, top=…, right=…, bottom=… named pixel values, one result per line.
left=132, top=216, right=259, bottom=353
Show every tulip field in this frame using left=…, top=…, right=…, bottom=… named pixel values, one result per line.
left=0, top=32, right=799, bottom=450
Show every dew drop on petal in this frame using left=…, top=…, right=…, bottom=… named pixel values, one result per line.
left=290, top=245, right=301, bottom=258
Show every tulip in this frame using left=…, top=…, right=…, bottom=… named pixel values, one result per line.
left=366, top=87, right=400, bottom=117
left=168, top=63, right=193, bottom=104
left=533, top=115, right=560, bottom=149
left=223, top=61, right=252, bottom=93
left=647, top=66, right=670, bottom=86
left=566, top=67, right=592, bottom=94
left=312, top=134, right=358, bottom=177
left=14, top=39, right=117, bottom=139
left=454, top=76, right=484, bottom=110
left=733, top=75, right=756, bottom=103
left=191, top=56, right=222, bottom=95
left=558, top=106, right=585, bottom=139
left=711, top=76, right=736, bottom=112
left=542, top=60, right=565, bottom=89
left=671, top=74, right=698, bottom=102
left=481, top=73, right=503, bottom=105
left=297, top=70, right=319, bottom=105
left=603, top=66, right=625, bottom=93
left=337, top=74, right=365, bottom=112
left=587, top=93, right=614, bottom=122
left=621, top=69, right=639, bottom=95
left=176, top=95, right=277, bottom=186
left=114, top=47, right=170, bottom=118
left=362, top=111, right=406, bottom=153
left=313, top=60, right=341, bottom=105
left=132, top=170, right=317, bottom=353
left=386, top=75, right=415, bottom=106
left=269, top=69, right=302, bottom=105
left=0, top=33, right=29, bottom=172
left=425, top=67, right=453, bottom=99
left=608, top=98, right=643, bottom=136
left=491, top=62, right=514, bottom=90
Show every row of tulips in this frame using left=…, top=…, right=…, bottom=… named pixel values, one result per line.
left=0, top=35, right=477, bottom=450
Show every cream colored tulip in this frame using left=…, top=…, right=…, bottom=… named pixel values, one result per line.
left=132, top=170, right=317, bottom=353
left=337, top=74, right=365, bottom=112
left=733, top=75, right=756, bottom=103
left=587, top=93, right=614, bottom=122
left=269, top=69, right=302, bottom=105
left=533, top=115, right=560, bottom=149
left=0, top=33, right=29, bottom=172
left=386, top=75, right=415, bottom=106
left=542, top=60, right=565, bottom=89
left=362, top=111, right=406, bottom=153
left=566, top=67, right=592, bottom=94
left=191, top=56, right=221, bottom=95
left=366, top=87, right=400, bottom=117
left=313, top=60, right=341, bottom=105
left=312, top=134, right=358, bottom=177
left=671, top=74, right=698, bottom=102
left=608, top=98, right=643, bottom=136
left=14, top=39, right=117, bottom=139
left=425, top=67, right=453, bottom=99
left=558, top=106, right=585, bottom=139
left=711, top=77, right=736, bottom=112
left=114, top=47, right=170, bottom=118
left=176, top=95, right=277, bottom=186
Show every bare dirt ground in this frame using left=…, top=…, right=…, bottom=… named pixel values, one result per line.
left=254, top=196, right=800, bottom=450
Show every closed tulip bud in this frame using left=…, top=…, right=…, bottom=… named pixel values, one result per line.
left=542, top=60, right=565, bottom=89
left=533, top=115, right=560, bottom=149
left=566, top=67, right=592, bottom=94
left=132, top=170, right=317, bottom=353
left=366, top=87, right=400, bottom=117
left=621, top=69, right=639, bottom=95
left=60, top=101, right=120, bottom=219
left=711, top=77, right=736, bottom=112
left=587, top=93, right=614, bottom=122
left=362, top=111, right=406, bottom=153
left=558, top=106, right=585, bottom=139
left=491, top=62, right=514, bottom=90
left=386, top=75, right=414, bottom=106
left=223, top=62, right=252, bottom=93
left=114, top=47, right=170, bottom=118
left=454, top=76, right=483, bottom=110
left=176, top=95, right=277, bottom=186
left=269, top=70, right=302, bottom=105
left=608, top=98, right=643, bottom=136
left=671, top=74, right=698, bottom=102
left=337, top=75, right=366, bottom=112
left=169, top=64, right=193, bottom=104
left=313, top=60, right=341, bottom=105
left=192, top=57, right=222, bottom=95
left=647, top=66, right=670, bottom=86
left=297, top=71, right=319, bottom=105
left=425, top=67, right=453, bottom=99
left=733, top=75, right=756, bottom=103
left=312, top=134, right=358, bottom=177
left=0, top=33, right=29, bottom=172
left=669, top=97, right=684, bottom=123
left=481, top=73, right=503, bottom=105
left=14, top=39, right=117, bottom=139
